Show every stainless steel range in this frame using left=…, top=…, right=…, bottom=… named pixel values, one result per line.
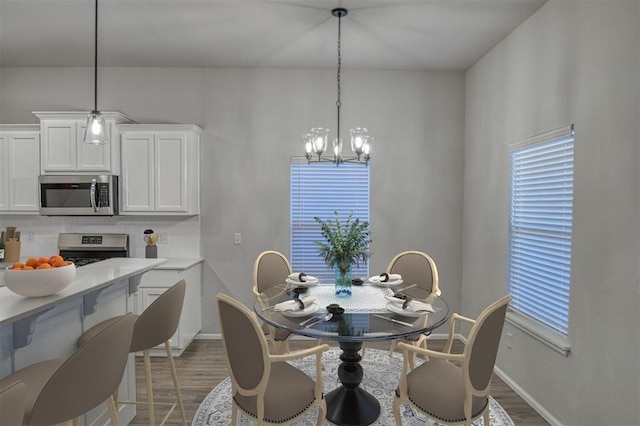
left=57, top=233, right=129, bottom=266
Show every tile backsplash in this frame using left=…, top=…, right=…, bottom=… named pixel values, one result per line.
left=0, top=215, right=201, bottom=259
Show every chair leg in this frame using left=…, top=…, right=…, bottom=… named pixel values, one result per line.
left=483, top=406, right=490, bottom=425
left=231, top=403, right=238, bottom=425
left=388, top=339, right=397, bottom=356
left=143, top=349, right=156, bottom=426
left=165, top=340, right=187, bottom=425
left=392, top=397, right=402, bottom=425
left=106, top=394, right=120, bottom=426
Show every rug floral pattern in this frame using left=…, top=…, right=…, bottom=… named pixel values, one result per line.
left=192, top=347, right=514, bottom=425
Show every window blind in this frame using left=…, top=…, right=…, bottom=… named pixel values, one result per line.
left=290, top=161, right=370, bottom=282
left=508, top=125, right=574, bottom=336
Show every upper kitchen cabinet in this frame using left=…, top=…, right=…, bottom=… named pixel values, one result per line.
left=0, top=125, right=41, bottom=214
left=119, top=124, right=201, bottom=215
left=33, top=111, right=135, bottom=175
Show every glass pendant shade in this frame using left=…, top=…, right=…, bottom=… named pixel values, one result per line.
left=333, top=138, right=344, bottom=162
left=83, top=111, right=109, bottom=145
left=350, top=127, right=368, bottom=157
left=311, top=128, right=329, bottom=156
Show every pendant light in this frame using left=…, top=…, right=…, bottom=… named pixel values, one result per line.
left=83, top=0, right=108, bottom=145
left=303, top=8, right=372, bottom=165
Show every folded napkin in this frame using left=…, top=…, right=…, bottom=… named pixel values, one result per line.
left=287, top=272, right=318, bottom=283
left=369, top=273, right=402, bottom=282
left=274, top=296, right=316, bottom=312
left=384, top=295, right=433, bottom=313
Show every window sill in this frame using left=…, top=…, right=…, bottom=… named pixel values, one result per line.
left=506, top=310, right=571, bottom=357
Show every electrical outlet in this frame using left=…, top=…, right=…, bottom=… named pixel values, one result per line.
left=234, top=233, right=242, bottom=245
left=158, top=233, right=169, bottom=244
left=506, top=332, right=513, bottom=349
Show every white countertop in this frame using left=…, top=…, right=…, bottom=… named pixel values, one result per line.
left=152, top=258, right=203, bottom=270
left=0, top=257, right=167, bottom=327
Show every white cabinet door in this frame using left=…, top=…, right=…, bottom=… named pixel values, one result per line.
left=155, top=133, right=187, bottom=212
left=76, top=122, right=111, bottom=172
left=121, top=133, right=154, bottom=212
left=120, top=124, right=201, bottom=215
left=9, top=133, right=40, bottom=211
left=0, top=128, right=40, bottom=213
left=41, top=120, right=77, bottom=172
left=0, top=134, right=9, bottom=211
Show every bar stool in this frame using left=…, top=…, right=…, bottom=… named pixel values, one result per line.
left=0, top=313, right=136, bottom=426
left=77, top=279, right=188, bottom=426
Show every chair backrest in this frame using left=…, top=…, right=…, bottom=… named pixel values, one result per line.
left=131, top=279, right=187, bottom=352
left=29, top=313, right=136, bottom=425
left=387, top=251, right=439, bottom=295
left=253, top=251, right=292, bottom=295
left=0, top=380, right=26, bottom=426
left=217, top=293, right=269, bottom=395
left=464, top=295, right=511, bottom=394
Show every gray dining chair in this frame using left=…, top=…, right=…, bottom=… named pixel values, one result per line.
left=393, top=295, right=511, bottom=425
left=385, top=250, right=441, bottom=364
left=217, top=293, right=329, bottom=425
left=253, top=250, right=294, bottom=354
left=0, top=313, right=136, bottom=426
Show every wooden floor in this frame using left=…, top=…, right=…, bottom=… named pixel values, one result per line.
left=130, top=339, right=549, bottom=426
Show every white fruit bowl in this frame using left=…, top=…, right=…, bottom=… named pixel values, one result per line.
left=4, top=263, right=76, bottom=297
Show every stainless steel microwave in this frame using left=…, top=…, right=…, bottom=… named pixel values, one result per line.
left=39, top=175, right=118, bottom=216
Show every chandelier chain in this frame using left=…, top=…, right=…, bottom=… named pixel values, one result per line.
left=336, top=12, right=342, bottom=140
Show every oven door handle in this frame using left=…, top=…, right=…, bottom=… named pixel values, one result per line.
left=90, top=178, right=98, bottom=212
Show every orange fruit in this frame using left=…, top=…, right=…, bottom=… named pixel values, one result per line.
left=37, top=256, right=50, bottom=266
left=25, top=257, right=39, bottom=268
left=50, top=255, right=64, bottom=265
left=36, top=263, right=52, bottom=269
left=23, top=266, right=34, bottom=270
left=12, top=262, right=25, bottom=270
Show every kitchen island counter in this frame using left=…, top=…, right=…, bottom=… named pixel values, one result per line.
left=0, top=257, right=167, bottom=327
left=0, top=257, right=167, bottom=425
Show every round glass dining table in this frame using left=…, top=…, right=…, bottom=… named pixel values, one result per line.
left=254, top=283, right=449, bottom=426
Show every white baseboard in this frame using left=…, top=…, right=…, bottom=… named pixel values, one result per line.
left=493, top=366, right=563, bottom=426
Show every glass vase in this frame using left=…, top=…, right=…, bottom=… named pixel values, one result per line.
left=334, top=260, right=352, bottom=298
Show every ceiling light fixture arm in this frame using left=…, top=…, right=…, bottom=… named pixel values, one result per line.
left=93, top=0, right=99, bottom=113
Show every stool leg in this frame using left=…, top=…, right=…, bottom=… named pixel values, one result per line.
left=143, top=349, right=155, bottom=426
left=165, top=340, right=187, bottom=425
left=106, top=394, right=120, bottom=426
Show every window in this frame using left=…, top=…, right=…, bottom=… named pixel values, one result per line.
left=290, top=161, right=370, bottom=281
left=507, top=125, right=574, bottom=348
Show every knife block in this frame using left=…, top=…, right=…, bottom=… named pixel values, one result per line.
left=5, top=240, right=21, bottom=262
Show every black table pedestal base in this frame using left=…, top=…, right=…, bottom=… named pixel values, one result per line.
left=325, top=341, right=380, bottom=425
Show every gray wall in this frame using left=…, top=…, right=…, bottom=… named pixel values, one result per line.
left=464, top=1, right=639, bottom=425
left=0, top=67, right=466, bottom=340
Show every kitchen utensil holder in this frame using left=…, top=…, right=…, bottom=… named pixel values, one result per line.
left=5, top=240, right=21, bottom=262
left=145, top=245, right=158, bottom=259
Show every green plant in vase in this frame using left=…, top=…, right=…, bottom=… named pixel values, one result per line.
left=314, top=211, right=371, bottom=298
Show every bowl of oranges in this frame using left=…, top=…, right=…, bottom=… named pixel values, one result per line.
left=4, top=256, right=76, bottom=297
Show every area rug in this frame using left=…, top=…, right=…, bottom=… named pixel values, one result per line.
left=192, top=348, right=514, bottom=425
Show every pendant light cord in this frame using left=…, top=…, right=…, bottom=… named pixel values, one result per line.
left=93, top=0, right=99, bottom=113
left=336, top=11, right=342, bottom=141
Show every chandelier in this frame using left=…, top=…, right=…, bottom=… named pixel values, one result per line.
left=303, top=8, right=372, bottom=165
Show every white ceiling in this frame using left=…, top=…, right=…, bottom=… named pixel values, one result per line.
left=0, top=0, right=547, bottom=70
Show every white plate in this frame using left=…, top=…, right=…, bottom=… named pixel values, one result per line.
left=368, top=277, right=403, bottom=287
left=286, top=278, right=319, bottom=287
left=280, top=303, right=319, bottom=317
left=386, top=302, right=427, bottom=318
